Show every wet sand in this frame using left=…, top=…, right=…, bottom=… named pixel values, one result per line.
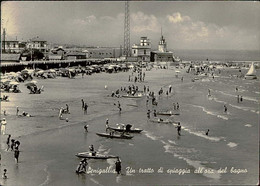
left=1, top=65, right=259, bottom=185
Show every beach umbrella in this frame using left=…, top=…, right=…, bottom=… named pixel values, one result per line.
left=25, top=82, right=37, bottom=87
left=1, top=79, right=11, bottom=84
left=21, top=69, right=29, bottom=74
left=37, top=70, right=45, bottom=74
left=9, top=81, right=20, bottom=85
left=31, top=80, right=37, bottom=84
left=49, top=69, right=56, bottom=73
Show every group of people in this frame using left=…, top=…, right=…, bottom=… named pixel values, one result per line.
left=58, top=104, right=70, bottom=120
left=128, top=66, right=145, bottom=83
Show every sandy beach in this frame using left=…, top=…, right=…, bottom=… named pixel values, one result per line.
left=0, top=63, right=259, bottom=186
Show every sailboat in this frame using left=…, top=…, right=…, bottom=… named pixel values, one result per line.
left=245, top=62, right=257, bottom=80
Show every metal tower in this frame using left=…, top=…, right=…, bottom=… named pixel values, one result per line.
left=123, top=1, right=131, bottom=57
left=2, top=28, right=6, bottom=53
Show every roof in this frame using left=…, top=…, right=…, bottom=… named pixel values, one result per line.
left=3, top=40, right=19, bottom=43
left=152, top=50, right=173, bottom=55
left=66, top=52, right=86, bottom=56
left=1, top=53, right=21, bottom=61
left=29, top=37, right=47, bottom=42
left=48, top=55, right=62, bottom=60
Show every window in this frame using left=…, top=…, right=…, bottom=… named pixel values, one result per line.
left=134, top=50, right=136, bottom=54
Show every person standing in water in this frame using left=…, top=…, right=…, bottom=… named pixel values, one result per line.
left=206, top=129, right=210, bottom=136
left=176, top=122, right=181, bottom=136
left=224, top=104, right=227, bottom=113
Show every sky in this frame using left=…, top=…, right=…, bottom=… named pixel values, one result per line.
left=1, top=1, right=260, bottom=50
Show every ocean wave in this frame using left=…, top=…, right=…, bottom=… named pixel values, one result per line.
left=229, top=104, right=259, bottom=114
left=216, top=90, right=258, bottom=104
left=190, top=104, right=228, bottom=120
left=227, top=142, right=238, bottom=148
left=38, top=165, right=51, bottom=186
left=245, top=124, right=252, bottom=127
left=143, top=130, right=162, bottom=141
left=90, top=178, right=104, bottom=186
left=184, top=128, right=223, bottom=142
left=161, top=140, right=221, bottom=180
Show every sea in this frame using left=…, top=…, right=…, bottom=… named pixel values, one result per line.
left=172, top=49, right=260, bottom=62
left=0, top=51, right=259, bottom=186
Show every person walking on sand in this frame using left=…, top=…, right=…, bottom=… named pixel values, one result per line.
left=115, top=157, right=122, bottom=175
left=14, top=148, right=20, bottom=163
left=147, top=110, right=151, bottom=119
left=65, top=104, right=69, bottom=114
left=2, top=169, right=7, bottom=179
left=176, top=102, right=180, bottom=110
left=153, top=110, right=157, bottom=117
left=6, top=135, right=11, bottom=151
left=240, top=96, right=243, bottom=102
left=84, top=125, right=88, bottom=132
left=206, top=129, right=210, bottom=136
left=16, top=106, right=19, bottom=116
left=1, top=118, right=7, bottom=135
left=176, top=122, right=181, bottom=136
left=10, top=139, right=15, bottom=151
left=59, top=108, right=63, bottom=119
left=84, top=103, right=88, bottom=115
left=81, top=99, right=85, bottom=110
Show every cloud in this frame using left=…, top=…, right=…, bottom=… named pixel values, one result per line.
left=167, top=12, right=190, bottom=24
left=131, top=11, right=160, bottom=33
left=72, top=15, right=97, bottom=25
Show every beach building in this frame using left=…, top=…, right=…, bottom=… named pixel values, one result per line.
left=26, top=37, right=48, bottom=53
left=131, top=37, right=151, bottom=62
left=48, top=47, right=66, bottom=60
left=66, top=51, right=87, bottom=60
left=88, top=48, right=120, bottom=59
left=1, top=53, right=21, bottom=63
left=150, top=34, right=174, bottom=62
left=1, top=40, right=20, bottom=53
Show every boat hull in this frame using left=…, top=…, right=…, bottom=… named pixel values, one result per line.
left=245, top=75, right=257, bottom=80
left=75, top=152, right=118, bottom=159
left=96, top=132, right=133, bottom=139
left=107, top=126, right=143, bottom=133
